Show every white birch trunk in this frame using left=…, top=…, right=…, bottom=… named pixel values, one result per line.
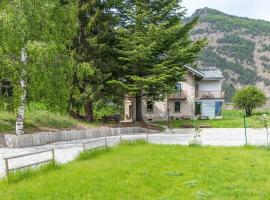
left=16, top=48, right=27, bottom=135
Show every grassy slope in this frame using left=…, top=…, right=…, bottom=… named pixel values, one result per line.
left=0, top=104, right=121, bottom=134
left=154, top=110, right=270, bottom=128
left=0, top=110, right=95, bottom=134
left=1, top=143, right=270, bottom=199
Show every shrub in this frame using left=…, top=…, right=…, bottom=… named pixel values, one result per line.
left=233, top=86, right=266, bottom=116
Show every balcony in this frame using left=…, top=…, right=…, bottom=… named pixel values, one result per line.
left=168, top=91, right=187, bottom=100
left=195, top=91, right=225, bottom=99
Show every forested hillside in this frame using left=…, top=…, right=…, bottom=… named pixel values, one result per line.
left=188, top=8, right=270, bottom=101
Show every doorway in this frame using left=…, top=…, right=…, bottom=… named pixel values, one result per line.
left=195, top=102, right=202, bottom=116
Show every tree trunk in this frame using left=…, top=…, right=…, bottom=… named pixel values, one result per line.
left=136, top=94, right=143, bottom=122
left=84, top=101, right=94, bottom=122
left=16, top=80, right=26, bottom=135
left=16, top=48, right=27, bottom=135
left=246, top=108, right=252, bottom=117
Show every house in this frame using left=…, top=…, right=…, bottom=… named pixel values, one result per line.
left=124, top=66, right=224, bottom=121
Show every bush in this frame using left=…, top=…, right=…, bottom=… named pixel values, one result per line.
left=233, top=86, right=266, bottom=116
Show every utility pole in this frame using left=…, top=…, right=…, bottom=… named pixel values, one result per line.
left=243, top=111, right=248, bottom=147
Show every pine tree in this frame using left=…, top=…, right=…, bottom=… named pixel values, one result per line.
left=70, top=0, right=119, bottom=121
left=0, top=0, right=77, bottom=134
left=115, top=0, right=206, bottom=121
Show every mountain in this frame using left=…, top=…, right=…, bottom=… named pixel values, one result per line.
left=188, top=8, right=270, bottom=101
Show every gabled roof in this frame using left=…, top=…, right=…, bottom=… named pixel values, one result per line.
left=184, top=66, right=204, bottom=78
left=184, top=66, right=223, bottom=80
left=201, top=70, right=223, bottom=80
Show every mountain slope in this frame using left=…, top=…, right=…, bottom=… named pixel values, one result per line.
left=188, top=8, right=270, bottom=101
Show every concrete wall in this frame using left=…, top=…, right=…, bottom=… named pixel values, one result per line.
left=0, top=134, right=5, bottom=147
left=4, top=127, right=155, bottom=148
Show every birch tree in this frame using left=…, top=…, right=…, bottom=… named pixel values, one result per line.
left=0, top=0, right=78, bottom=134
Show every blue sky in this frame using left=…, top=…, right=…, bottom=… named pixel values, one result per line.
left=182, top=0, right=270, bottom=21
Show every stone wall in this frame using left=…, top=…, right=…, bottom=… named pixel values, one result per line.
left=4, top=127, right=155, bottom=148
left=0, top=134, right=5, bottom=147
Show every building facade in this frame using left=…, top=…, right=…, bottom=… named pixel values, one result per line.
left=124, top=67, right=224, bottom=121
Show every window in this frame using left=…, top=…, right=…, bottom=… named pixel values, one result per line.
left=147, top=101, right=154, bottom=113
left=174, top=101, right=181, bottom=113
left=175, top=83, right=181, bottom=91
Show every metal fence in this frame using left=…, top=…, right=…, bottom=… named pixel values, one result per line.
left=82, top=138, right=108, bottom=151
left=3, top=149, right=55, bottom=176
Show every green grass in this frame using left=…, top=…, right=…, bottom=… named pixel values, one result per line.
left=2, top=143, right=270, bottom=199
left=0, top=103, right=121, bottom=134
left=154, top=110, right=270, bottom=128
left=0, top=107, right=97, bottom=134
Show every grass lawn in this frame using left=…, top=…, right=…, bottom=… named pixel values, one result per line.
left=154, top=110, right=270, bottom=128
left=2, top=143, right=270, bottom=199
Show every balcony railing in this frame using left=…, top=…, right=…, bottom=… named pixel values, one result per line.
left=168, top=91, right=187, bottom=100
left=195, top=91, right=225, bottom=99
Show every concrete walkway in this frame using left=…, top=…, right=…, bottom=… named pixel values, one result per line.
left=0, top=128, right=269, bottom=178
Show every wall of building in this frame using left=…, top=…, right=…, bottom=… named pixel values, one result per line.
left=197, top=80, right=222, bottom=92
left=196, top=99, right=223, bottom=119
left=141, top=72, right=196, bottom=121
left=142, top=99, right=167, bottom=121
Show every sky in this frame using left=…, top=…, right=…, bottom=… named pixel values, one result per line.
left=182, top=0, right=270, bottom=21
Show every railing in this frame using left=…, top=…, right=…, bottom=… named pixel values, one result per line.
left=82, top=138, right=108, bottom=151
left=195, top=91, right=225, bottom=99
left=168, top=91, right=187, bottom=100
left=3, top=149, right=55, bottom=176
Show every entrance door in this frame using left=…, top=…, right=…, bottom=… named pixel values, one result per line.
left=215, top=101, right=222, bottom=116
left=195, top=102, right=202, bottom=116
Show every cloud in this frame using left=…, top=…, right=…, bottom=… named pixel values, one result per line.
left=182, top=0, right=270, bottom=21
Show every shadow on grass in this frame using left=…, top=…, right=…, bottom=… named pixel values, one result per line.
left=120, top=140, right=148, bottom=146
left=77, top=140, right=148, bottom=161
left=6, top=162, right=62, bottom=184
left=77, top=147, right=112, bottom=161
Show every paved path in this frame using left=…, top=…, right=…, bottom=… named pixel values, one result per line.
left=0, top=128, right=269, bottom=178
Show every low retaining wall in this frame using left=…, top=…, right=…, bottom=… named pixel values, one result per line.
left=0, top=134, right=5, bottom=148
left=4, top=127, right=155, bottom=148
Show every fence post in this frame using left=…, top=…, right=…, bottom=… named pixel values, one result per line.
left=83, top=143, right=86, bottom=151
left=105, top=138, right=108, bottom=148
left=243, top=112, right=248, bottom=147
left=52, top=149, right=55, bottom=163
left=120, top=135, right=122, bottom=143
left=4, top=158, right=9, bottom=176
left=147, top=133, right=149, bottom=142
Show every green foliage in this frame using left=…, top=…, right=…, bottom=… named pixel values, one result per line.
left=201, top=48, right=257, bottom=85
left=217, top=34, right=255, bottom=64
left=70, top=0, right=119, bottom=121
left=260, top=56, right=270, bottom=62
left=260, top=44, right=270, bottom=52
left=0, top=0, right=78, bottom=112
left=233, top=86, right=266, bottom=116
left=0, top=103, right=95, bottom=133
left=222, top=82, right=235, bottom=102
left=115, top=0, right=206, bottom=120
left=193, top=8, right=270, bottom=35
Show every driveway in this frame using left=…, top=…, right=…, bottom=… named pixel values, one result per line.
left=0, top=128, right=268, bottom=178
